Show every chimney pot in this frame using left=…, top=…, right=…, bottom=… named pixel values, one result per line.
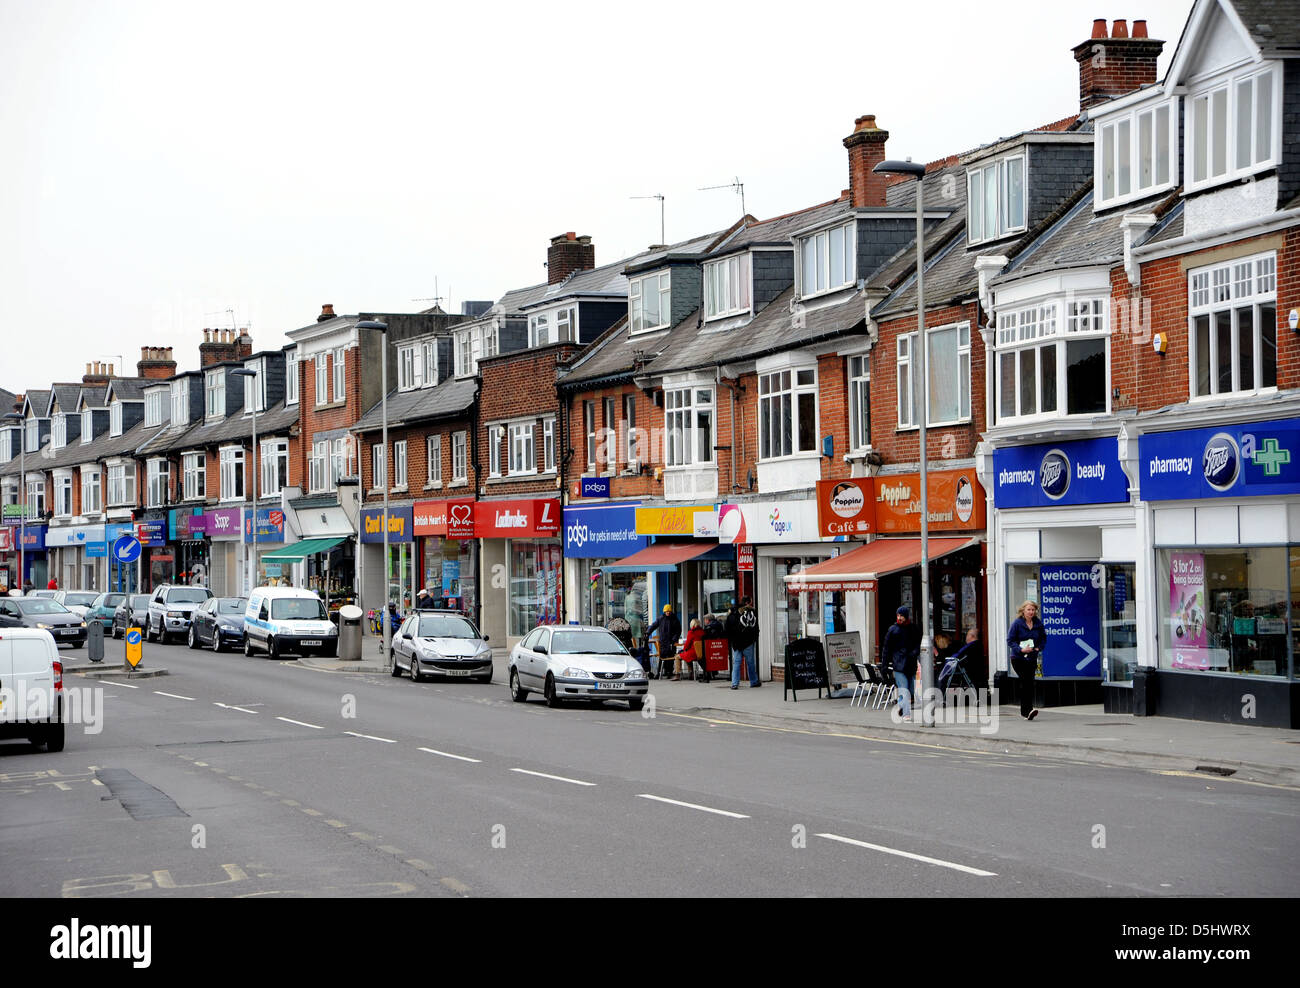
left=546, top=233, right=596, bottom=285
left=1111, top=18, right=1128, bottom=38
left=1091, top=18, right=1108, bottom=38
left=566, top=232, right=576, bottom=241
left=86, top=363, right=92, bottom=375
left=843, top=113, right=890, bottom=208
left=318, top=304, right=335, bottom=323
left=1132, top=19, right=1148, bottom=38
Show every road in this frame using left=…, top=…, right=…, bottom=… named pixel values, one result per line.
left=2, top=637, right=1297, bottom=898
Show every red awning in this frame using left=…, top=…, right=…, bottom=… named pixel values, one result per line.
left=784, top=538, right=976, bottom=593
left=605, top=542, right=716, bottom=572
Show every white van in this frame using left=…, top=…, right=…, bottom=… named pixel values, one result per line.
left=243, top=587, right=338, bottom=659
left=0, top=628, right=65, bottom=751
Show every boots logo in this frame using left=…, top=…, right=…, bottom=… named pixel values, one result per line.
left=1203, top=434, right=1240, bottom=491
left=1039, top=450, right=1070, bottom=500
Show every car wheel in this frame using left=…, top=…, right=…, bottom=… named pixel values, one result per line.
left=628, top=697, right=644, bottom=712
left=244, top=636, right=255, bottom=657
left=544, top=673, right=561, bottom=709
left=188, top=626, right=199, bottom=649
left=213, top=633, right=224, bottom=653
left=146, top=619, right=157, bottom=643
left=44, top=723, right=66, bottom=753
left=409, top=655, right=421, bottom=682
left=112, top=624, right=122, bottom=640
left=510, top=668, right=527, bottom=703
left=390, top=651, right=402, bottom=677
left=267, top=636, right=278, bottom=660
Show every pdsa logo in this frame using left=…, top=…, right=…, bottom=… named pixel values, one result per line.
left=1202, top=433, right=1240, bottom=491
left=1039, top=450, right=1071, bottom=500
left=829, top=482, right=866, bottom=518
left=566, top=523, right=589, bottom=550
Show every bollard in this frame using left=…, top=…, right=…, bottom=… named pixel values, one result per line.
left=88, top=619, right=105, bottom=663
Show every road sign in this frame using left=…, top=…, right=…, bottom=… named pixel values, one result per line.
left=126, top=627, right=143, bottom=668
left=113, top=535, right=142, bottom=564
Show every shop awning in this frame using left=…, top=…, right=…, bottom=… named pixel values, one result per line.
left=784, top=538, right=976, bottom=593
left=259, top=537, right=346, bottom=563
left=604, top=542, right=719, bottom=573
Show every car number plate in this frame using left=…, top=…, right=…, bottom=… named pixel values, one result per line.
left=302, top=640, right=322, bottom=646
left=59, top=628, right=78, bottom=635
left=596, top=681, right=623, bottom=690
left=444, top=668, right=471, bottom=677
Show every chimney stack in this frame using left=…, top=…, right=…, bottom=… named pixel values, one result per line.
left=199, top=327, right=239, bottom=367
left=318, top=304, right=336, bottom=323
left=236, top=328, right=253, bottom=360
left=843, top=114, right=890, bottom=209
left=138, top=346, right=177, bottom=380
left=1073, top=17, right=1164, bottom=111
left=546, top=233, right=595, bottom=285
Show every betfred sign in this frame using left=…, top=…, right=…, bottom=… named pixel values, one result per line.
left=476, top=499, right=560, bottom=538
left=815, top=479, right=877, bottom=537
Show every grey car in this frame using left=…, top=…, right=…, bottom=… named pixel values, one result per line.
left=146, top=585, right=214, bottom=643
left=508, top=625, right=648, bottom=710
left=112, top=594, right=152, bottom=639
left=391, top=611, right=493, bottom=683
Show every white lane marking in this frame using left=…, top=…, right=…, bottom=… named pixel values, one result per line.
left=419, top=747, right=481, bottom=763
left=511, top=768, right=596, bottom=787
left=816, top=832, right=997, bottom=877
left=636, top=794, right=749, bottom=818
left=277, top=717, right=324, bottom=730
left=154, top=691, right=195, bottom=701
left=214, top=702, right=258, bottom=714
left=344, top=731, right=397, bottom=744
left=100, top=680, right=139, bottom=688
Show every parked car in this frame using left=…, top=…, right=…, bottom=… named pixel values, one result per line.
left=189, top=597, right=248, bottom=652
left=146, top=585, right=214, bottom=643
left=391, top=610, right=492, bottom=683
left=243, top=587, right=338, bottom=658
left=27, top=589, right=57, bottom=600
left=0, top=629, right=65, bottom=751
left=87, top=592, right=127, bottom=630
left=52, top=590, right=99, bottom=618
left=112, top=594, right=152, bottom=639
left=508, top=625, right=647, bottom=710
left=0, top=597, right=87, bottom=648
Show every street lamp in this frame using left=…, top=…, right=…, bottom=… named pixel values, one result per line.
left=231, top=368, right=258, bottom=595
left=873, top=158, right=934, bottom=726
left=355, top=320, right=390, bottom=668
left=3, top=412, right=25, bottom=592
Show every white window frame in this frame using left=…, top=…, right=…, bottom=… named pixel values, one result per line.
left=665, top=387, right=715, bottom=467
left=529, top=313, right=551, bottom=347
left=452, top=432, right=467, bottom=483
left=799, top=222, right=856, bottom=298
left=897, top=322, right=972, bottom=429
left=171, top=379, right=189, bottom=426
left=398, top=344, right=421, bottom=391
left=508, top=422, right=535, bottom=476
left=422, top=341, right=437, bottom=385
left=1096, top=99, right=1177, bottom=209
left=147, top=458, right=169, bottom=508
left=966, top=154, right=1026, bottom=246
left=995, top=300, right=1110, bottom=423
left=427, top=434, right=442, bottom=487
left=623, top=394, right=637, bottom=467
left=309, top=442, right=327, bottom=494
left=53, top=471, right=73, bottom=518
left=205, top=370, right=225, bottom=420
left=1186, top=63, right=1280, bottom=193
left=488, top=425, right=503, bottom=478
left=285, top=349, right=299, bottom=405
left=630, top=271, right=672, bottom=334
left=242, top=361, right=265, bottom=414
left=543, top=417, right=556, bottom=473
left=0, top=429, right=11, bottom=463
left=583, top=402, right=596, bottom=471
left=704, top=254, right=752, bottom=320
left=219, top=446, right=245, bottom=502
left=332, top=347, right=346, bottom=402
left=81, top=467, right=102, bottom=514
left=758, top=366, right=819, bottom=461
left=1188, top=251, right=1277, bottom=399
left=182, top=452, right=206, bottom=501
left=848, top=354, right=871, bottom=452
left=393, top=440, right=407, bottom=490
left=371, top=444, right=386, bottom=492
left=110, top=400, right=123, bottom=437
left=51, top=413, right=66, bottom=450
left=144, top=389, right=165, bottom=427
left=261, top=439, right=288, bottom=498
left=27, top=476, right=45, bottom=517
left=24, top=417, right=37, bottom=454
left=80, top=408, right=92, bottom=444
left=315, top=353, right=328, bottom=405
left=107, top=460, right=134, bottom=507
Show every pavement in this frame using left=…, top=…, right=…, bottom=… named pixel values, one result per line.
left=64, top=640, right=1300, bottom=789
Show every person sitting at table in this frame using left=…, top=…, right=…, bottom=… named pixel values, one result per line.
left=679, top=618, right=706, bottom=682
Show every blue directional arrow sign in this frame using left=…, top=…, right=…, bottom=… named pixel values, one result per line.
left=112, top=535, right=142, bottom=563
left=125, top=627, right=143, bottom=668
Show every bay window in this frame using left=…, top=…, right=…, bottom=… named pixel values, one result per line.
left=799, top=223, right=855, bottom=297
left=1189, top=252, right=1277, bottom=398
left=967, top=155, right=1026, bottom=245
left=704, top=254, right=751, bottom=319
left=147, top=459, right=169, bottom=507
left=849, top=354, right=871, bottom=451
left=630, top=271, right=671, bottom=333
left=54, top=472, right=73, bottom=517
left=1188, top=65, right=1278, bottom=190
left=759, top=368, right=818, bottom=459
left=996, top=301, right=1108, bottom=421
left=107, top=461, right=134, bottom=506
left=509, top=423, right=535, bottom=475
left=81, top=468, right=101, bottom=514
left=666, top=387, right=714, bottom=466
left=898, top=323, right=972, bottom=427
left=261, top=440, right=288, bottom=497
left=219, top=446, right=245, bottom=501
left=182, top=452, right=205, bottom=501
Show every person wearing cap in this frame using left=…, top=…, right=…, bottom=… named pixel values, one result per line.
left=646, top=603, right=681, bottom=680
left=881, top=605, right=921, bottom=721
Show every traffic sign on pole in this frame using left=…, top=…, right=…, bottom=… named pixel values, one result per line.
left=113, top=535, right=142, bottom=564
left=126, top=627, right=143, bottom=668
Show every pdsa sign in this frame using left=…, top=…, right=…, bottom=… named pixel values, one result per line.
left=1037, top=566, right=1102, bottom=678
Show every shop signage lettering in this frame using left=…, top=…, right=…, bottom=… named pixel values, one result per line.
left=364, top=514, right=407, bottom=536
left=360, top=505, right=414, bottom=544
left=737, top=543, right=754, bottom=572
left=1140, top=419, right=1300, bottom=501
left=580, top=477, right=611, bottom=499
left=475, top=499, right=560, bottom=539
left=635, top=505, right=713, bottom=537
left=0, top=527, right=12, bottom=552
left=873, top=470, right=985, bottom=533
left=815, top=480, right=876, bottom=537
left=21, top=525, right=47, bottom=550
left=563, top=503, right=646, bottom=558
left=993, top=438, right=1127, bottom=509
left=1037, top=565, right=1102, bottom=678
left=244, top=508, right=285, bottom=543
left=447, top=502, right=474, bottom=539
left=1168, top=552, right=1209, bottom=670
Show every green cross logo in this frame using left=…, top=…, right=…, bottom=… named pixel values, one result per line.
left=1252, top=437, right=1291, bottom=476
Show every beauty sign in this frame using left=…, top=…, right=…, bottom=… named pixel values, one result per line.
left=1037, top=565, right=1102, bottom=678
left=1168, top=552, right=1209, bottom=670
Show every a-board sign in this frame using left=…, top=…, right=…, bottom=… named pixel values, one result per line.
left=824, top=630, right=862, bottom=690
left=784, top=637, right=828, bottom=702
left=125, top=627, right=143, bottom=668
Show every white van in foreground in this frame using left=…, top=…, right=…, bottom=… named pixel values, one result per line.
left=0, top=628, right=65, bottom=751
left=243, top=587, right=338, bottom=659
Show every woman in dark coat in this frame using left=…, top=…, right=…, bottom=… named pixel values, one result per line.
left=1007, top=600, right=1046, bottom=720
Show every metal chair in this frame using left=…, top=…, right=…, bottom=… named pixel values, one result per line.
left=849, top=663, right=872, bottom=707
left=870, top=664, right=897, bottom=709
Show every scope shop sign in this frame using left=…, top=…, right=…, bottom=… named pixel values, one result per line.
left=1037, top=565, right=1101, bottom=678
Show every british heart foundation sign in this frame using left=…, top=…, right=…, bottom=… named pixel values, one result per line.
left=872, top=469, right=985, bottom=534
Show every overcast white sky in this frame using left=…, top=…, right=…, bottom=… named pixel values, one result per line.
left=1, top=0, right=1193, bottom=391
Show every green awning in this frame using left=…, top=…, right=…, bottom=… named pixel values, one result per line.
left=259, top=537, right=346, bottom=562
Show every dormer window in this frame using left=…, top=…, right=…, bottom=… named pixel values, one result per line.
left=205, top=370, right=225, bottom=419
left=285, top=348, right=299, bottom=405
left=704, top=254, right=751, bottom=320
left=456, top=331, right=478, bottom=377
left=1097, top=101, right=1175, bottom=208
left=52, top=413, right=66, bottom=450
left=529, top=307, right=576, bottom=347
left=799, top=223, right=856, bottom=298
left=422, top=341, right=437, bottom=384
left=398, top=344, right=422, bottom=391
left=145, top=389, right=165, bottom=427
left=25, top=416, right=37, bottom=453
left=967, top=154, right=1026, bottom=246
left=171, top=379, right=189, bottom=427
left=110, top=401, right=123, bottom=437
left=242, top=361, right=265, bottom=413
left=1187, top=64, right=1278, bottom=193
left=81, top=409, right=92, bottom=443
left=630, top=271, right=671, bottom=333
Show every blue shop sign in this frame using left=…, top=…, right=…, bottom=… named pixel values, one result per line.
left=563, top=502, right=646, bottom=559
left=1038, top=565, right=1102, bottom=678
left=1140, top=418, right=1300, bottom=501
left=136, top=521, right=167, bottom=547
left=579, top=476, right=611, bottom=499
left=993, top=438, right=1128, bottom=508
left=360, top=505, right=414, bottom=544
left=243, top=507, right=285, bottom=543
left=19, top=524, right=46, bottom=551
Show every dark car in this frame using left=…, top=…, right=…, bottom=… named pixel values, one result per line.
left=112, top=594, right=152, bottom=639
left=188, top=597, right=248, bottom=652
left=0, top=597, right=87, bottom=647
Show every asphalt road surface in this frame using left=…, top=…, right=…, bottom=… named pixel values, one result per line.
left=3, top=638, right=1297, bottom=898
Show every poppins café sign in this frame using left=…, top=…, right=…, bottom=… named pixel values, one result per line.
left=815, top=470, right=985, bottom=537
left=414, top=499, right=476, bottom=540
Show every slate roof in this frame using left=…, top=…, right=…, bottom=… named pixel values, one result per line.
left=23, top=390, right=49, bottom=418
left=624, top=228, right=736, bottom=274
left=78, top=386, right=107, bottom=410
left=0, top=388, right=16, bottom=414
left=710, top=199, right=852, bottom=256
left=353, top=377, right=479, bottom=433
left=138, top=401, right=299, bottom=457
left=48, top=384, right=81, bottom=416
left=107, top=377, right=148, bottom=402
left=559, top=317, right=640, bottom=387
left=871, top=221, right=978, bottom=319
left=1226, top=0, right=1300, bottom=57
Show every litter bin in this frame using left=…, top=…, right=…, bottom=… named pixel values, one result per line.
left=87, top=620, right=105, bottom=663
left=337, top=605, right=363, bottom=662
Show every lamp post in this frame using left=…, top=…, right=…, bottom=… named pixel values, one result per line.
left=355, top=320, right=390, bottom=667
left=4, top=412, right=25, bottom=591
left=873, top=158, right=933, bottom=726
left=230, top=368, right=258, bottom=595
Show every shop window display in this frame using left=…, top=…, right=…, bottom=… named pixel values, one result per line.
left=509, top=540, right=562, bottom=637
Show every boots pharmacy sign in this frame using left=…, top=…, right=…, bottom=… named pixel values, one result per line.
left=1140, top=419, right=1300, bottom=500
left=992, top=438, right=1128, bottom=508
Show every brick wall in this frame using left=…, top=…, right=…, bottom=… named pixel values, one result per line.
left=297, top=345, right=365, bottom=491
left=358, top=416, right=474, bottom=504
left=478, top=344, right=577, bottom=497
left=563, top=382, right=661, bottom=500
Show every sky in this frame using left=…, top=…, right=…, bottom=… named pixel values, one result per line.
left=0, top=0, right=1195, bottom=392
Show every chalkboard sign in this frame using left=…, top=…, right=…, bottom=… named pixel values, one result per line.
left=784, top=637, right=829, bottom=702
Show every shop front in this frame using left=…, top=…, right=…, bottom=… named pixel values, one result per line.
left=18, top=523, right=48, bottom=589
left=989, top=436, right=1135, bottom=709
left=563, top=501, right=648, bottom=633
left=284, top=497, right=356, bottom=602
left=0, top=526, right=13, bottom=592
left=202, top=508, right=242, bottom=595
left=476, top=498, right=561, bottom=647
left=135, top=511, right=170, bottom=589
left=47, top=523, right=107, bottom=591
left=170, top=508, right=208, bottom=589
left=413, top=499, right=477, bottom=620
left=244, top=506, right=286, bottom=590
left=360, top=504, right=416, bottom=613
left=105, top=522, right=138, bottom=593
left=1137, top=418, right=1300, bottom=727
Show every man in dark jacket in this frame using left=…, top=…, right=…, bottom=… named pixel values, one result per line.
left=646, top=604, right=681, bottom=679
left=724, top=597, right=761, bottom=689
left=881, top=606, right=920, bottom=720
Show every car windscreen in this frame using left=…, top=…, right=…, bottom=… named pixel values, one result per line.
left=17, top=600, right=70, bottom=615
left=271, top=598, right=327, bottom=621
left=417, top=615, right=480, bottom=639
left=101, top=594, right=126, bottom=608
left=217, top=598, right=247, bottom=614
left=549, top=630, right=628, bottom=655
left=65, top=593, right=99, bottom=607
left=166, top=589, right=211, bottom=604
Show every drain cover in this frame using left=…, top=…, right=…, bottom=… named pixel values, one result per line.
left=1193, top=765, right=1237, bottom=777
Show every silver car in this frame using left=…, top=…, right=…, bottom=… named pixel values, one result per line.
left=509, top=625, right=648, bottom=710
left=391, top=610, right=493, bottom=683
left=146, top=585, right=214, bottom=644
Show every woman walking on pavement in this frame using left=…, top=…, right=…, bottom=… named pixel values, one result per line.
left=1007, top=600, right=1046, bottom=720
